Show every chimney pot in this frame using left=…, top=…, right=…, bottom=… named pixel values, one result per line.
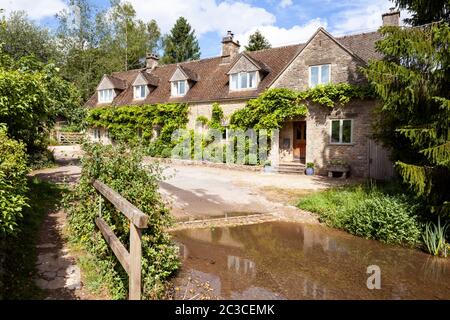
left=146, top=53, right=159, bottom=70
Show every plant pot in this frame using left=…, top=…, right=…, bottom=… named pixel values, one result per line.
left=264, top=165, right=273, bottom=173
left=305, top=167, right=314, bottom=175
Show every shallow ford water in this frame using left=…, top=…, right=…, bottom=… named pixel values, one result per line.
left=172, top=221, right=450, bottom=299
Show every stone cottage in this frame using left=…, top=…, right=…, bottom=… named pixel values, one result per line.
left=85, top=9, right=401, bottom=178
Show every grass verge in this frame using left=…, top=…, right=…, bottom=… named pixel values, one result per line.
left=0, top=177, right=64, bottom=299
left=297, top=182, right=424, bottom=246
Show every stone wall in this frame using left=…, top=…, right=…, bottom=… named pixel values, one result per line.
left=187, top=100, right=247, bottom=129
left=272, top=29, right=366, bottom=90
left=305, top=100, right=377, bottom=177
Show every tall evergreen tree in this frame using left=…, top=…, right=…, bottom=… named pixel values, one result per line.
left=364, top=2, right=450, bottom=215
left=394, top=0, right=450, bottom=25
left=245, top=30, right=271, bottom=51
left=161, top=17, right=200, bottom=64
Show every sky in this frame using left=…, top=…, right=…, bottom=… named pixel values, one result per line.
left=0, top=0, right=407, bottom=58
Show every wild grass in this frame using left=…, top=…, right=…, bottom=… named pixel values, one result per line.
left=0, top=178, right=64, bottom=299
left=297, top=182, right=423, bottom=246
left=423, top=217, right=449, bottom=257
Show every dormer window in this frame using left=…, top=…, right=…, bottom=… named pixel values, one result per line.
left=230, top=71, right=258, bottom=91
left=98, top=89, right=115, bottom=103
left=133, top=85, right=148, bottom=100
left=171, top=80, right=187, bottom=97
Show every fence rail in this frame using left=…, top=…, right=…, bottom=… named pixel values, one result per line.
left=92, top=179, right=148, bottom=300
left=55, top=131, right=84, bottom=145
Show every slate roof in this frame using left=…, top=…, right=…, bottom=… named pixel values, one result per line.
left=86, top=29, right=381, bottom=107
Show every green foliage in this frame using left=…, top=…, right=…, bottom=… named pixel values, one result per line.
left=161, top=17, right=201, bottom=64
left=0, top=178, right=64, bottom=299
left=298, top=184, right=423, bottom=245
left=363, top=22, right=450, bottom=215
left=230, top=84, right=372, bottom=130
left=86, top=103, right=189, bottom=157
left=393, top=0, right=450, bottom=25
left=245, top=30, right=271, bottom=51
left=422, top=216, right=449, bottom=257
left=0, top=52, right=82, bottom=154
left=0, top=128, right=29, bottom=235
left=0, top=11, right=58, bottom=63
left=196, top=115, right=209, bottom=125
left=65, top=143, right=180, bottom=299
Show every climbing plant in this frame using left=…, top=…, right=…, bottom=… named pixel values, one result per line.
left=86, top=103, right=189, bottom=157
left=230, top=84, right=373, bottom=130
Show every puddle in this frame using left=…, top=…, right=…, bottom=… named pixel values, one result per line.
left=171, top=221, right=450, bottom=300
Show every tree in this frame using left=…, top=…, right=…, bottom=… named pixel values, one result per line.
left=363, top=12, right=450, bottom=214
left=161, top=17, right=200, bottom=64
left=0, top=51, right=81, bottom=153
left=0, top=11, right=57, bottom=62
left=245, top=30, right=271, bottom=51
left=394, top=0, right=450, bottom=25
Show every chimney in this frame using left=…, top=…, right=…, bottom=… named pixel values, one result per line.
left=382, top=7, right=400, bottom=26
left=146, top=53, right=159, bottom=70
left=221, top=31, right=240, bottom=64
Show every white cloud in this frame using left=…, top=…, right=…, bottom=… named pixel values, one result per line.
left=279, top=0, right=293, bottom=9
left=235, top=18, right=327, bottom=48
left=0, top=0, right=67, bottom=20
left=125, top=0, right=275, bottom=36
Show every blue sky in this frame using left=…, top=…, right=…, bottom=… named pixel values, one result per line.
left=1, top=0, right=402, bottom=58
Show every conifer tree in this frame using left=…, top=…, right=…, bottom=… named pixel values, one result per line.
left=364, top=9, right=450, bottom=214
left=161, top=17, right=200, bottom=64
left=245, top=30, right=271, bottom=51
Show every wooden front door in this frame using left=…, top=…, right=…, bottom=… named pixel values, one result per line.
left=293, top=121, right=306, bottom=163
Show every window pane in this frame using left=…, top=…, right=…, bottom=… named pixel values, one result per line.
left=249, top=72, right=256, bottom=88
left=179, top=81, right=185, bottom=94
left=321, top=65, right=330, bottom=84
left=342, top=120, right=352, bottom=143
left=140, top=85, right=146, bottom=97
left=310, top=66, right=319, bottom=87
left=331, top=120, right=340, bottom=143
left=240, top=72, right=248, bottom=88
left=231, top=74, right=238, bottom=90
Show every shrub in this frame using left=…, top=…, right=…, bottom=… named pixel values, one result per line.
left=0, top=128, right=29, bottom=235
left=345, top=194, right=422, bottom=245
left=298, top=185, right=422, bottom=245
left=65, top=142, right=180, bottom=299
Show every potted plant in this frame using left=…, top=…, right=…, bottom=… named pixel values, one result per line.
left=263, top=160, right=272, bottom=173
left=305, top=162, right=315, bottom=175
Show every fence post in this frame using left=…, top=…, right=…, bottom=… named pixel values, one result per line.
left=129, top=223, right=142, bottom=300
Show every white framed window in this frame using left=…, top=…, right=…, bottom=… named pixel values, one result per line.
left=330, top=119, right=353, bottom=144
left=93, top=128, right=101, bottom=140
left=171, top=80, right=187, bottom=96
left=230, top=71, right=258, bottom=91
left=98, top=89, right=115, bottom=103
left=133, top=85, right=148, bottom=99
left=309, top=64, right=331, bottom=88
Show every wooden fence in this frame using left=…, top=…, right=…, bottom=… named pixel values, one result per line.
left=55, top=131, right=84, bottom=145
left=92, top=179, right=148, bottom=300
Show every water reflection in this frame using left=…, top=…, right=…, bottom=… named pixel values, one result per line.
left=172, top=221, right=450, bottom=300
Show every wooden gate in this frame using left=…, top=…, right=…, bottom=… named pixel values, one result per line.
left=55, top=131, right=84, bottom=145
left=368, top=139, right=396, bottom=180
